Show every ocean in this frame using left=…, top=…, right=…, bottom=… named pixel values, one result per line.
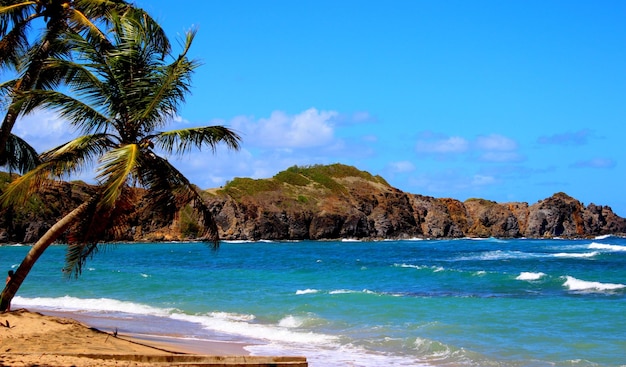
left=3, top=236, right=625, bottom=366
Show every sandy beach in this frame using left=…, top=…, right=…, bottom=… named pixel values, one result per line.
left=0, top=309, right=307, bottom=366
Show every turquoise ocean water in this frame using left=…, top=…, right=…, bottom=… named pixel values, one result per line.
left=3, top=237, right=626, bottom=366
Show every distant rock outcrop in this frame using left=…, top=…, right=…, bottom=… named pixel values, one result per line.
left=0, top=165, right=624, bottom=243
left=202, top=164, right=625, bottom=240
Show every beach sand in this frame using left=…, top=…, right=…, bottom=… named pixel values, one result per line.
left=0, top=309, right=307, bottom=366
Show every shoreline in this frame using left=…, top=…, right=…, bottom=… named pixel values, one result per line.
left=0, top=308, right=307, bottom=366
left=31, top=308, right=254, bottom=356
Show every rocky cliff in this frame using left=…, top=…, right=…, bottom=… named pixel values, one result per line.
left=205, top=165, right=625, bottom=240
left=0, top=164, right=624, bottom=243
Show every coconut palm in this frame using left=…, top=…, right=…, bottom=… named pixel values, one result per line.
left=0, top=0, right=169, bottom=170
left=0, top=12, right=241, bottom=311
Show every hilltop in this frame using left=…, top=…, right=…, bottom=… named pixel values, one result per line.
left=0, top=164, right=624, bottom=243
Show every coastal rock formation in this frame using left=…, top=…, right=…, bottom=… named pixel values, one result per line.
left=0, top=165, right=624, bottom=243
left=200, top=165, right=625, bottom=240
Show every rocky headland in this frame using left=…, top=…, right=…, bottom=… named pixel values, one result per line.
left=0, top=164, right=624, bottom=243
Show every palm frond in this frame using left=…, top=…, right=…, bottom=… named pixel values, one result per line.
left=64, top=186, right=136, bottom=278
left=119, top=5, right=170, bottom=56
left=18, top=89, right=110, bottom=134
left=0, top=2, right=35, bottom=33
left=67, top=8, right=108, bottom=46
left=153, top=126, right=242, bottom=155
left=0, top=78, right=18, bottom=100
left=64, top=241, right=100, bottom=278
left=0, top=133, right=112, bottom=207
left=41, top=133, right=114, bottom=176
left=96, top=143, right=139, bottom=208
left=0, top=15, right=29, bottom=71
left=3, top=133, right=39, bottom=173
left=0, top=160, right=55, bottom=207
left=136, top=151, right=219, bottom=246
left=136, top=28, right=197, bottom=129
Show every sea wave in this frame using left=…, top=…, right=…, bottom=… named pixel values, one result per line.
left=328, top=289, right=380, bottom=296
left=277, top=314, right=326, bottom=329
left=588, top=242, right=626, bottom=252
left=171, top=312, right=337, bottom=345
left=295, top=289, right=320, bottom=295
left=13, top=295, right=173, bottom=316
left=456, top=250, right=538, bottom=261
left=553, top=251, right=599, bottom=258
left=516, top=272, right=546, bottom=281
left=563, top=276, right=626, bottom=293
left=594, top=234, right=613, bottom=240
left=247, top=341, right=431, bottom=367
left=394, top=263, right=446, bottom=272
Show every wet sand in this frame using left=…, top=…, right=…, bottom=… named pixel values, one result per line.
left=0, top=309, right=307, bottom=366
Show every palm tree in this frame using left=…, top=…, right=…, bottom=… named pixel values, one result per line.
left=0, top=0, right=169, bottom=171
left=0, top=12, right=241, bottom=312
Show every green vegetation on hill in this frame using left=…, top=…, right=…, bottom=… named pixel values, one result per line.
left=220, top=164, right=390, bottom=200
left=282, top=164, right=390, bottom=186
left=219, top=177, right=282, bottom=199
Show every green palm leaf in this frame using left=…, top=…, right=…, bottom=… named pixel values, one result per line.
left=41, top=133, right=114, bottom=175
left=136, top=151, right=220, bottom=246
left=154, top=126, right=242, bottom=155
left=3, top=133, right=39, bottom=172
left=96, top=143, right=139, bottom=208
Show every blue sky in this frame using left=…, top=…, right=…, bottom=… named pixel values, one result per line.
left=14, top=1, right=625, bottom=216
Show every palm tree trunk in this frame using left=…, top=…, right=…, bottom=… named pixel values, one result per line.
left=0, top=202, right=89, bottom=312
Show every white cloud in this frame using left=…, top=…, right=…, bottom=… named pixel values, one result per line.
left=388, top=161, right=415, bottom=173
left=414, top=131, right=523, bottom=163
left=475, top=134, right=517, bottom=151
left=479, top=151, right=524, bottom=163
left=571, top=158, right=616, bottom=169
left=352, top=111, right=373, bottom=122
left=471, top=174, right=496, bottom=186
left=416, top=136, right=469, bottom=153
left=231, top=108, right=337, bottom=149
left=13, top=109, right=79, bottom=152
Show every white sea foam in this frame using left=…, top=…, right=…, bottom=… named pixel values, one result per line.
left=588, top=242, right=626, bottom=252
left=458, top=250, right=536, bottom=261
left=278, top=315, right=306, bottom=328
left=247, top=342, right=430, bottom=367
left=171, top=312, right=337, bottom=345
left=516, top=272, right=546, bottom=281
left=296, top=289, right=319, bottom=295
left=16, top=295, right=337, bottom=348
left=13, top=296, right=172, bottom=316
left=329, top=289, right=356, bottom=295
left=395, top=263, right=426, bottom=270
left=328, top=289, right=378, bottom=295
left=594, top=234, right=612, bottom=240
left=396, top=264, right=447, bottom=273
left=553, top=252, right=598, bottom=258
left=341, top=238, right=361, bottom=242
left=207, top=311, right=256, bottom=322
left=563, top=276, right=626, bottom=292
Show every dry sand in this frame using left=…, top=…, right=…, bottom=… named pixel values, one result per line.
left=0, top=309, right=307, bottom=366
